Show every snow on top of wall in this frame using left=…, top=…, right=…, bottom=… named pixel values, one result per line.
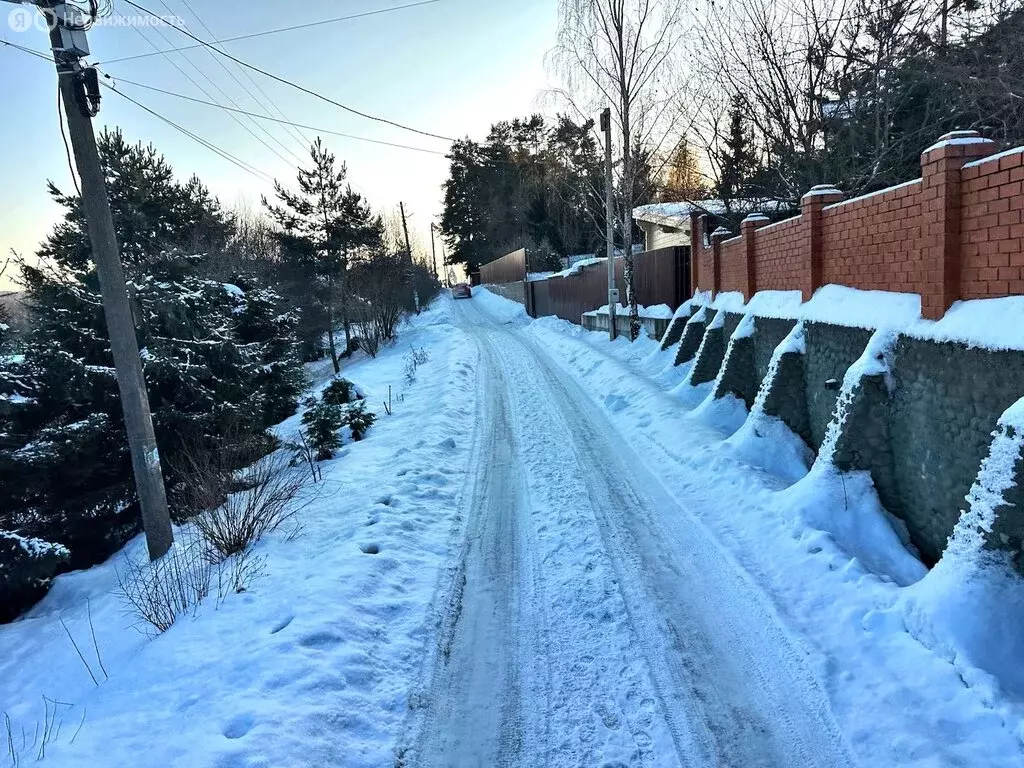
left=923, top=135, right=995, bottom=153
left=801, top=285, right=921, bottom=329
left=706, top=307, right=727, bottom=330
left=585, top=303, right=674, bottom=320
left=962, top=145, right=1024, bottom=169
left=549, top=257, right=606, bottom=278
left=710, top=291, right=746, bottom=312
left=908, top=297, right=1024, bottom=351
left=744, top=290, right=804, bottom=319
left=672, top=299, right=696, bottom=320
left=527, top=272, right=555, bottom=282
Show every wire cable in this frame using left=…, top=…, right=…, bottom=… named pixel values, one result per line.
left=57, top=80, right=82, bottom=195
left=0, top=38, right=53, bottom=61
left=120, top=0, right=455, bottom=142
left=100, top=81, right=275, bottom=183
left=160, top=0, right=312, bottom=155
left=97, top=1, right=440, bottom=65
left=99, top=72, right=449, bottom=156
left=118, top=17, right=304, bottom=166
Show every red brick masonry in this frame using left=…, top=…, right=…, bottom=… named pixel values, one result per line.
left=689, top=130, right=1024, bottom=320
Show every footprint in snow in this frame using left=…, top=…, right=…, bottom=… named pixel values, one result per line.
left=604, top=394, right=629, bottom=412
left=437, top=437, right=456, bottom=450
left=268, top=614, right=294, bottom=635
left=222, top=713, right=256, bottom=739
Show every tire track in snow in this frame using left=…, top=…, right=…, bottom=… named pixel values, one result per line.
left=406, top=330, right=548, bottom=767
left=461, top=299, right=857, bottom=768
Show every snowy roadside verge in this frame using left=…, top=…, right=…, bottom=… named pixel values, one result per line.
left=0, top=297, right=478, bottom=768
left=473, top=287, right=1024, bottom=767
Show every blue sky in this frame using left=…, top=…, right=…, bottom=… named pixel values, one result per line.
left=0, top=0, right=558, bottom=287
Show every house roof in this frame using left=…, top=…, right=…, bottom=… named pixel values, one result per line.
left=632, top=199, right=794, bottom=228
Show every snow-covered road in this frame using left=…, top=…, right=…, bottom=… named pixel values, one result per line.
left=408, top=298, right=857, bottom=767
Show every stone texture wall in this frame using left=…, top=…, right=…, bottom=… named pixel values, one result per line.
left=886, top=339, right=1024, bottom=563
left=676, top=312, right=712, bottom=366
left=803, top=323, right=874, bottom=450
left=714, top=333, right=757, bottom=407
left=690, top=323, right=727, bottom=385
left=753, top=317, right=798, bottom=385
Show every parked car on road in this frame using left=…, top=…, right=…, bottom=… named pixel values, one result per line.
left=452, top=283, right=472, bottom=299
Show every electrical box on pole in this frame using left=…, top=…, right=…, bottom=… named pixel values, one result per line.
left=53, top=3, right=90, bottom=56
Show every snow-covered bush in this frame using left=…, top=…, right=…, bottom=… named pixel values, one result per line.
left=404, top=346, right=430, bottom=382
left=345, top=401, right=376, bottom=442
left=300, top=401, right=346, bottom=460
left=322, top=378, right=356, bottom=406
left=117, top=534, right=212, bottom=634
left=0, top=532, right=70, bottom=622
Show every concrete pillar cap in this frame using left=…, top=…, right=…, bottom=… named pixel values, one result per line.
left=742, top=212, right=770, bottom=223
left=802, top=184, right=843, bottom=200
left=937, top=129, right=982, bottom=141
left=710, top=226, right=733, bottom=239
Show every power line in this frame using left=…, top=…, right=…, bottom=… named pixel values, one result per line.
left=97, top=0, right=440, bottom=65
left=154, top=0, right=310, bottom=158
left=0, top=38, right=52, bottom=61
left=164, top=0, right=312, bottom=153
left=100, top=81, right=276, bottom=183
left=98, top=72, right=449, bottom=155
left=120, top=0, right=455, bottom=142
left=117, top=14, right=304, bottom=167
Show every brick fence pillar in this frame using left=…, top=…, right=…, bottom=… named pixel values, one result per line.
left=800, top=185, right=844, bottom=301
left=690, top=210, right=703, bottom=295
left=919, top=130, right=996, bottom=319
left=740, top=212, right=770, bottom=300
left=710, top=227, right=731, bottom=295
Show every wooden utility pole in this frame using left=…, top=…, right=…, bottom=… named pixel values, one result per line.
left=429, top=222, right=439, bottom=282
left=41, top=1, right=173, bottom=560
left=399, top=202, right=420, bottom=313
left=601, top=108, right=617, bottom=341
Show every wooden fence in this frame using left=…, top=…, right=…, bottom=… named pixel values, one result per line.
left=525, top=247, right=690, bottom=323
left=479, top=248, right=527, bottom=285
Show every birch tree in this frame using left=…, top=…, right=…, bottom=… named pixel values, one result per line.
left=551, top=0, right=690, bottom=340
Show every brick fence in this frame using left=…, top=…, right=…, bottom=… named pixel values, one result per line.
left=690, top=130, right=1024, bottom=319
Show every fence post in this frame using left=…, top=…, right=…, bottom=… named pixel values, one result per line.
left=740, top=212, right=770, bottom=300
left=800, top=185, right=844, bottom=301
left=919, top=130, right=995, bottom=320
left=710, top=227, right=731, bottom=295
left=689, top=211, right=703, bottom=295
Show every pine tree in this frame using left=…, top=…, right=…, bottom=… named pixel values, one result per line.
left=265, top=139, right=356, bottom=374
left=717, top=98, right=759, bottom=205
left=0, top=134, right=305, bottom=619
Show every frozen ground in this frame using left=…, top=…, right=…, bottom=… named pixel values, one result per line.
left=2, top=291, right=1022, bottom=767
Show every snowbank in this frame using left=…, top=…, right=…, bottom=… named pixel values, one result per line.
left=0, top=297, right=479, bottom=768
left=585, top=303, right=674, bottom=320
left=903, top=397, right=1024, bottom=700
left=472, top=287, right=529, bottom=322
